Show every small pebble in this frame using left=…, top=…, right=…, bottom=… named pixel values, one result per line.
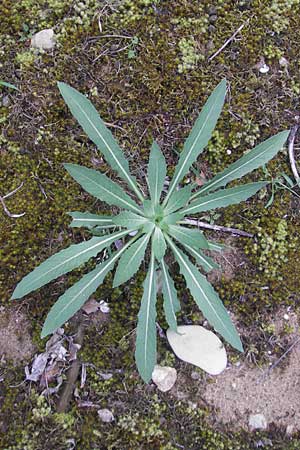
left=283, top=314, right=289, bottom=321
left=209, top=15, right=218, bottom=23
left=208, top=6, right=217, bottom=15
left=2, top=95, right=10, bottom=107
left=97, top=409, right=114, bottom=423
left=279, top=56, right=288, bottom=67
left=152, top=365, right=177, bottom=392
left=191, top=371, right=201, bottom=381
left=259, top=64, right=270, bottom=74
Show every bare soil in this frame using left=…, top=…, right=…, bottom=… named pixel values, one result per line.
left=202, top=310, right=300, bottom=433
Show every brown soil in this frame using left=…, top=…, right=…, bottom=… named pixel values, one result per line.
left=201, top=310, right=300, bottom=434
left=0, top=306, right=35, bottom=363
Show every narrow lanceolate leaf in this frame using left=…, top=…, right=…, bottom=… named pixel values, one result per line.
left=162, top=212, right=184, bottom=226
left=183, top=244, right=220, bottom=272
left=164, top=185, right=192, bottom=215
left=64, top=164, right=142, bottom=215
left=152, top=227, right=167, bottom=261
left=168, top=225, right=209, bottom=249
left=143, top=199, right=155, bottom=218
left=161, top=258, right=180, bottom=331
left=0, top=80, right=19, bottom=90
left=113, top=211, right=149, bottom=230
left=58, top=82, right=144, bottom=201
left=164, top=79, right=227, bottom=204
left=41, top=239, right=134, bottom=337
left=147, top=141, right=166, bottom=205
left=166, top=237, right=243, bottom=352
left=181, top=182, right=267, bottom=215
left=68, top=211, right=115, bottom=229
left=135, top=254, right=157, bottom=382
left=11, top=229, right=130, bottom=299
left=113, top=233, right=150, bottom=287
left=207, top=240, right=226, bottom=252
left=192, top=130, right=289, bottom=199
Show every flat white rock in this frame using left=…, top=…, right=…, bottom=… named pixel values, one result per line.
left=152, top=365, right=177, bottom=392
left=31, top=29, right=55, bottom=50
left=167, top=325, right=227, bottom=375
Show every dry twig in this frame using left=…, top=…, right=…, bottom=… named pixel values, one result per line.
left=288, top=125, right=299, bottom=185
left=258, top=336, right=300, bottom=383
left=0, top=182, right=25, bottom=218
left=208, top=20, right=249, bottom=61
left=182, top=218, right=253, bottom=238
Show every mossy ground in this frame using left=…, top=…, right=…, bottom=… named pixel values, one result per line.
left=1, top=0, right=300, bottom=448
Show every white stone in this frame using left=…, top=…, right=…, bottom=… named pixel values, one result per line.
left=248, top=413, right=267, bottom=430
left=259, top=64, right=270, bottom=74
left=97, top=408, right=114, bottom=423
left=286, top=424, right=294, bottom=435
left=283, top=314, right=289, bottom=321
left=152, top=365, right=177, bottom=392
left=167, top=325, right=227, bottom=375
left=31, top=29, right=55, bottom=50
left=279, top=56, right=288, bottom=67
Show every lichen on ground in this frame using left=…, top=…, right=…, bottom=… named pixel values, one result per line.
left=1, top=0, right=300, bottom=448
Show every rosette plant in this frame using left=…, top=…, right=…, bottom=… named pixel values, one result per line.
left=12, top=80, right=289, bottom=382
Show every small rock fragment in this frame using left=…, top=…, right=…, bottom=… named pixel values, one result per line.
left=286, top=424, right=294, bottom=436
left=279, top=56, right=288, bottom=67
left=99, top=300, right=110, bottom=314
left=2, top=95, right=10, bottom=107
left=152, top=365, right=177, bottom=392
left=97, top=408, right=114, bottom=423
left=259, top=64, right=270, bottom=74
left=249, top=413, right=267, bottom=431
left=31, top=29, right=55, bottom=50
left=191, top=371, right=201, bottom=381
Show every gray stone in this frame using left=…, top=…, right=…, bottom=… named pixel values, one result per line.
left=31, top=29, right=55, bottom=50
left=2, top=95, right=10, bottom=107
left=97, top=408, right=114, bottom=423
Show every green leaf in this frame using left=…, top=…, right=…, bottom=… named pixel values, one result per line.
left=11, top=229, right=130, bottom=299
left=64, top=163, right=142, bottom=215
left=182, top=182, right=267, bottom=215
left=161, top=258, right=180, bottom=331
left=193, top=130, right=289, bottom=198
left=113, top=233, right=150, bottom=287
left=207, top=241, right=226, bottom=252
left=182, top=244, right=220, bottom=272
left=164, top=185, right=192, bottom=215
left=68, top=211, right=115, bottom=229
left=164, top=79, right=227, bottom=204
left=143, top=199, right=155, bottom=218
left=41, top=238, right=134, bottom=337
left=0, top=81, right=19, bottom=90
left=168, top=225, right=209, bottom=249
left=152, top=227, right=167, bottom=261
left=58, top=82, right=144, bottom=201
left=135, top=253, right=157, bottom=382
left=147, top=141, right=166, bottom=205
left=166, top=237, right=243, bottom=352
left=161, top=212, right=184, bottom=226
left=113, top=211, right=149, bottom=230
